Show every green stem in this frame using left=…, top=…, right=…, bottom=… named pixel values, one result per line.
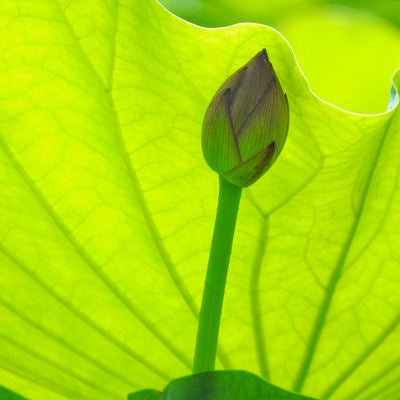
left=193, top=176, right=242, bottom=373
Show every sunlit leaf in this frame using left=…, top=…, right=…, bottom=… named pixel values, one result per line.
left=0, top=0, right=399, bottom=399
left=161, top=0, right=400, bottom=113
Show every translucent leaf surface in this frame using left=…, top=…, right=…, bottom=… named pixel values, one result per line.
left=161, top=0, right=400, bottom=113
left=0, top=0, right=399, bottom=399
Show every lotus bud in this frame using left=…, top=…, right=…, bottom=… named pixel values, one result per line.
left=202, top=49, right=289, bottom=187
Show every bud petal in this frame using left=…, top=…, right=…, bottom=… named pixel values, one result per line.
left=202, top=49, right=289, bottom=187
left=224, top=142, right=276, bottom=187
left=201, top=89, right=241, bottom=174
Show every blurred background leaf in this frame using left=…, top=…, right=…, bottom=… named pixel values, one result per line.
left=159, top=0, right=400, bottom=114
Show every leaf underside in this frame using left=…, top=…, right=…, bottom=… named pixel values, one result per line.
left=0, top=0, right=399, bottom=400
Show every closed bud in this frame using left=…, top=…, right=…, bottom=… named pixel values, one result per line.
left=202, top=49, right=289, bottom=187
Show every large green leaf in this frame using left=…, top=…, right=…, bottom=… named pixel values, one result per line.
left=129, top=370, right=316, bottom=399
left=161, top=0, right=400, bottom=114
left=0, top=386, right=27, bottom=400
left=127, top=389, right=161, bottom=400
left=0, top=0, right=399, bottom=399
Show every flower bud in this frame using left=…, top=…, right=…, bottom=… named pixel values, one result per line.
left=202, top=49, right=289, bottom=187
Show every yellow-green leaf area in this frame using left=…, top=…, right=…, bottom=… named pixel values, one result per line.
left=0, top=1, right=399, bottom=400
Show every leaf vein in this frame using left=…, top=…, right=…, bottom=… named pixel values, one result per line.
left=293, top=114, right=396, bottom=392
left=0, top=332, right=120, bottom=399
left=0, top=135, right=190, bottom=369
left=250, top=216, right=270, bottom=379
left=0, top=243, right=165, bottom=384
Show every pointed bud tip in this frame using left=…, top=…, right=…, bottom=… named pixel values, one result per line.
left=260, top=48, right=268, bottom=58
left=253, top=48, right=270, bottom=65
